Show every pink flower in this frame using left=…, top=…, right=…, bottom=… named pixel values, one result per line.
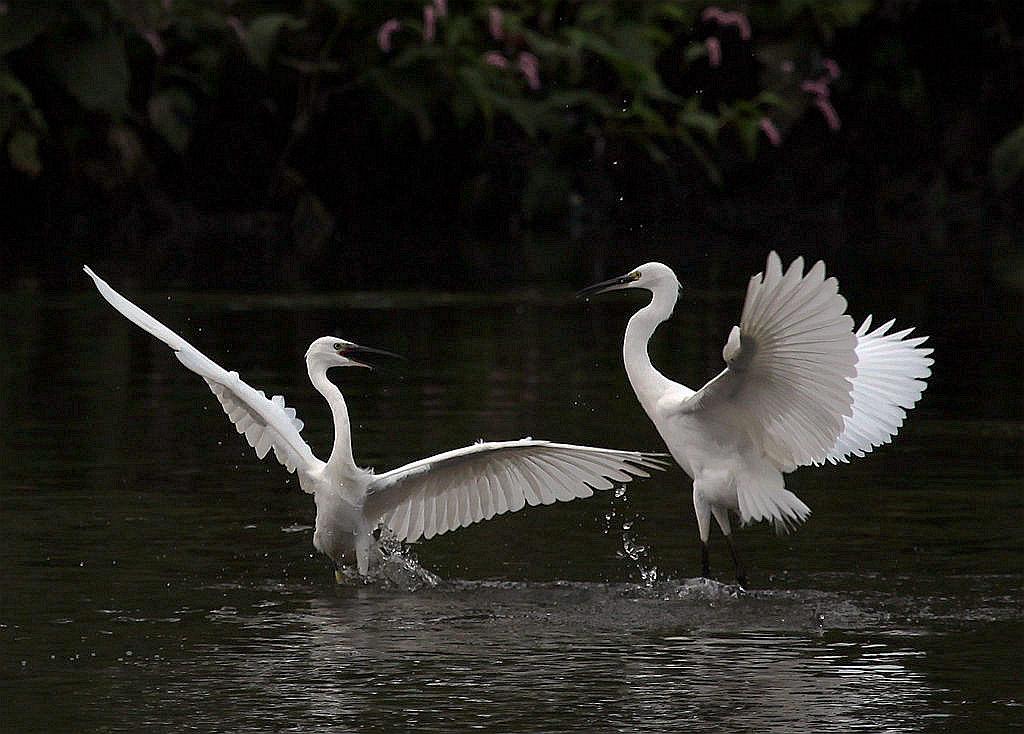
left=433, top=0, right=447, bottom=17
left=483, top=51, right=509, bottom=69
left=815, top=97, right=841, bottom=131
left=705, top=36, right=722, bottom=67
left=701, top=7, right=727, bottom=23
left=377, top=19, right=400, bottom=52
left=518, top=51, right=541, bottom=90
left=823, top=58, right=841, bottom=80
left=726, top=11, right=751, bottom=40
left=143, top=30, right=165, bottom=57
left=758, top=118, right=782, bottom=146
left=423, top=5, right=436, bottom=42
left=226, top=16, right=246, bottom=42
left=801, top=79, right=830, bottom=98
left=701, top=7, right=751, bottom=41
left=489, top=6, right=504, bottom=40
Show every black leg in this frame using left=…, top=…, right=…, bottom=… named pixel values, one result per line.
left=724, top=534, right=747, bottom=589
left=700, top=540, right=710, bottom=578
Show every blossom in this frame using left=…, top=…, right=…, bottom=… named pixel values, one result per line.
left=423, top=5, right=436, bottom=42
left=518, top=51, right=541, bottom=90
left=758, top=118, right=782, bottom=146
left=815, top=97, right=841, bottom=131
left=483, top=51, right=509, bottom=69
left=377, top=19, right=400, bottom=52
left=800, top=80, right=830, bottom=98
left=226, top=16, right=246, bottom=42
left=705, top=36, right=722, bottom=67
left=701, top=7, right=751, bottom=41
left=143, top=30, right=165, bottom=57
left=489, top=6, right=504, bottom=40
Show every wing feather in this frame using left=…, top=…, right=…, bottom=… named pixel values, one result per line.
left=819, top=315, right=933, bottom=464
left=84, top=266, right=320, bottom=480
left=672, top=252, right=858, bottom=468
left=363, top=440, right=669, bottom=542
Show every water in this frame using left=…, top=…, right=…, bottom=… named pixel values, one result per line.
left=2, top=287, right=1022, bottom=732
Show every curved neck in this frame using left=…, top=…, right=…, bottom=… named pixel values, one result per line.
left=623, top=285, right=677, bottom=406
left=308, top=363, right=357, bottom=478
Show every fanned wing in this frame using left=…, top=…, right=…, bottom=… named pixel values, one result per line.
left=363, top=439, right=671, bottom=542
left=819, top=315, right=933, bottom=465
left=84, top=266, right=319, bottom=478
left=671, top=252, right=858, bottom=469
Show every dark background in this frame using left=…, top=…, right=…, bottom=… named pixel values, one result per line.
left=1, top=2, right=1021, bottom=345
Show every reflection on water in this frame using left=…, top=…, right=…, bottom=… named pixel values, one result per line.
left=2, top=289, right=1022, bottom=733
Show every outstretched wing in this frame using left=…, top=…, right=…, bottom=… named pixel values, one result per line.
left=363, top=439, right=671, bottom=542
left=819, top=315, right=932, bottom=465
left=84, top=266, right=320, bottom=478
left=669, top=252, right=858, bottom=470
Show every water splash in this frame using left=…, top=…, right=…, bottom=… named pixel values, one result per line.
left=605, top=486, right=659, bottom=587
left=335, top=529, right=440, bottom=590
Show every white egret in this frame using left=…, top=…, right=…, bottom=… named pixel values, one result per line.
left=579, top=252, right=933, bottom=586
left=84, top=267, right=669, bottom=579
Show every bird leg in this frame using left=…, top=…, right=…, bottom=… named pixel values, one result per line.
left=724, top=534, right=748, bottom=589
left=700, top=540, right=710, bottom=578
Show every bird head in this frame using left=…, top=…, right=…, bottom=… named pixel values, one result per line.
left=305, top=337, right=402, bottom=371
left=576, top=262, right=680, bottom=299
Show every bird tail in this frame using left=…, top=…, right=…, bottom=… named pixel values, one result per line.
left=735, top=461, right=811, bottom=535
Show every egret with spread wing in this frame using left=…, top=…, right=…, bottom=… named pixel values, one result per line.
left=85, top=267, right=669, bottom=579
left=579, top=253, right=932, bottom=587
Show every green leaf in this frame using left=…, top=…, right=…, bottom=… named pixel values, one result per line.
left=735, top=115, right=760, bottom=158
left=8, top=128, right=41, bottom=176
left=0, top=97, right=11, bottom=141
left=148, top=88, right=196, bottom=153
left=489, top=90, right=541, bottom=137
left=366, top=68, right=434, bottom=140
left=319, top=0, right=356, bottom=20
left=0, top=1, right=59, bottom=55
left=546, top=89, right=617, bottom=117
left=242, top=13, right=306, bottom=69
left=991, top=124, right=1024, bottom=192
left=50, top=32, right=130, bottom=118
left=679, top=98, right=719, bottom=142
left=455, top=66, right=494, bottom=131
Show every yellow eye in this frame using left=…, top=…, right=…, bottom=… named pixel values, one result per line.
left=333, top=342, right=344, bottom=351
left=630, top=271, right=641, bottom=280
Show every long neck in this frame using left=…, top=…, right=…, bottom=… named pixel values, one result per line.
left=623, top=285, right=678, bottom=408
left=308, top=364, right=358, bottom=478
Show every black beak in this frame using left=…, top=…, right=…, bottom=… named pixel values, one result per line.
left=576, top=274, right=635, bottom=300
left=340, top=343, right=404, bottom=370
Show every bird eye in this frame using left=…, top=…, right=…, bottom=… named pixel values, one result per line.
left=333, top=342, right=344, bottom=351
left=630, top=271, right=641, bottom=280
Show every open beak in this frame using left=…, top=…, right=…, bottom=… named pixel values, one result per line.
left=576, top=274, right=637, bottom=300
left=340, top=343, right=404, bottom=370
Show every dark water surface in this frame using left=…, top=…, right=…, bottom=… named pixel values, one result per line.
left=3, top=287, right=1022, bottom=733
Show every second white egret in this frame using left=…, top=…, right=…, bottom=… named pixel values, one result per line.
left=579, top=252, right=933, bottom=587
left=85, top=267, right=669, bottom=580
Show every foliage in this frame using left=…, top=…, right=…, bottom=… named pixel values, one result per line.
left=0, top=1, right=860, bottom=208
left=1, top=0, right=1019, bottom=288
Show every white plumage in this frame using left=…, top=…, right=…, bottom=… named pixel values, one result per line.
left=579, top=252, right=933, bottom=586
left=85, top=266, right=669, bottom=578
